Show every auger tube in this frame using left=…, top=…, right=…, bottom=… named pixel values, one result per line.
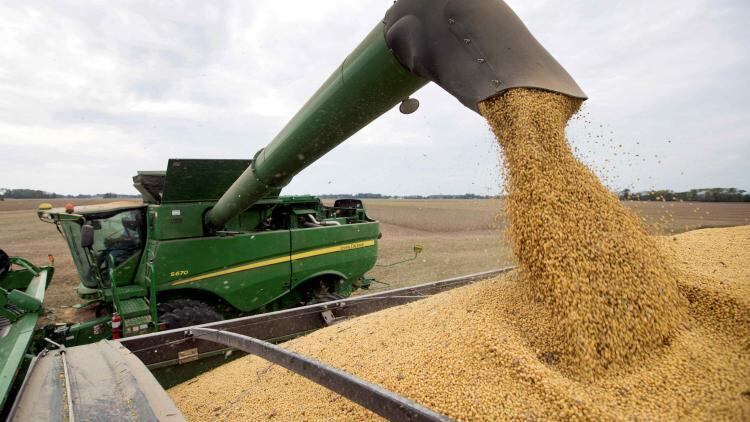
left=206, top=0, right=586, bottom=229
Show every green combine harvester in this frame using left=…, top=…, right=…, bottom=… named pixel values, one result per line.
left=2, top=0, right=585, bottom=419
left=37, top=160, right=379, bottom=344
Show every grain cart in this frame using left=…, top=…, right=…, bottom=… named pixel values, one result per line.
left=5, top=0, right=585, bottom=419
left=37, top=164, right=379, bottom=344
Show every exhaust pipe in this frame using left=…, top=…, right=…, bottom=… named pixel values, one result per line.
left=306, top=214, right=342, bottom=227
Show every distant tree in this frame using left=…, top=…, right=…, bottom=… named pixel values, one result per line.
left=2, top=188, right=138, bottom=199
left=4, top=188, right=59, bottom=199
left=625, top=187, right=750, bottom=202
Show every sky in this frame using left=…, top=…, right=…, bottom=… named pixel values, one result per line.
left=1, top=0, right=748, bottom=196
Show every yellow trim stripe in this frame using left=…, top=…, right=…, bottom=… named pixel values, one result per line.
left=291, top=240, right=375, bottom=260
left=171, top=239, right=375, bottom=286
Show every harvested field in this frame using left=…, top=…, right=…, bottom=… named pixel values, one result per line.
left=1, top=199, right=748, bottom=322
left=170, top=89, right=749, bottom=420
left=364, top=198, right=750, bottom=235
left=362, top=199, right=512, bottom=292
left=0, top=198, right=120, bottom=212
left=362, top=198, right=749, bottom=292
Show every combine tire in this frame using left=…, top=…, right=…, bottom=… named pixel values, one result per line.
left=306, top=292, right=345, bottom=306
left=303, top=279, right=347, bottom=305
left=157, top=299, right=223, bottom=330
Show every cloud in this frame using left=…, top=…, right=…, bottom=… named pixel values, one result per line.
left=0, top=0, right=748, bottom=196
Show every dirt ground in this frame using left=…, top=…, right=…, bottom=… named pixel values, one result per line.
left=363, top=199, right=750, bottom=291
left=1, top=198, right=748, bottom=323
left=362, top=199, right=512, bottom=293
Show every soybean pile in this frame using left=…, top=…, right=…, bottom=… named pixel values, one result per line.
left=170, top=89, right=750, bottom=420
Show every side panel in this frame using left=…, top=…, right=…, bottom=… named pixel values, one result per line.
left=149, top=204, right=208, bottom=241
left=152, top=231, right=291, bottom=312
left=290, top=222, right=379, bottom=288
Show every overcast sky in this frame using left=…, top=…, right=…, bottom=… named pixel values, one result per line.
left=1, top=0, right=748, bottom=196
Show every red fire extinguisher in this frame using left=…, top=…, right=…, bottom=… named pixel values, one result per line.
left=111, top=312, right=122, bottom=339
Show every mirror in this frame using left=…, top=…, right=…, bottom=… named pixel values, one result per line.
left=80, top=224, right=95, bottom=248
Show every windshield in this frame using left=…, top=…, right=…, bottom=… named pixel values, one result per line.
left=58, top=209, right=145, bottom=289
left=90, top=209, right=145, bottom=277
left=60, top=220, right=98, bottom=288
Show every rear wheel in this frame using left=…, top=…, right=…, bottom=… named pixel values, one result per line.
left=157, top=299, right=223, bottom=330
left=306, top=292, right=345, bottom=305
left=305, top=279, right=346, bottom=305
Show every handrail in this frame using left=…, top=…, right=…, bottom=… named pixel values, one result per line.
left=8, top=257, right=39, bottom=277
left=107, top=254, right=123, bottom=316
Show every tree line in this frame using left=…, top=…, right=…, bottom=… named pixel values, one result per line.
left=3, top=187, right=748, bottom=202
left=0, top=188, right=138, bottom=200
left=619, top=188, right=750, bottom=202
left=317, top=193, right=499, bottom=200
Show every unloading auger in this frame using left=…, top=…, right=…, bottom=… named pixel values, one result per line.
left=206, top=0, right=586, bottom=229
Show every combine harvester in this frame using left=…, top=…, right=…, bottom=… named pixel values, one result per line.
left=2, top=0, right=584, bottom=419
left=36, top=179, right=380, bottom=344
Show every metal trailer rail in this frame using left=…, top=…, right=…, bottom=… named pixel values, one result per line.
left=191, top=327, right=452, bottom=421
left=120, top=267, right=514, bottom=368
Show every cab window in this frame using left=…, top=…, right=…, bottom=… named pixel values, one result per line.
left=91, top=209, right=145, bottom=272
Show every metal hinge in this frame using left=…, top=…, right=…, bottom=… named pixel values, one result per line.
left=178, top=348, right=199, bottom=365
left=320, top=310, right=347, bottom=326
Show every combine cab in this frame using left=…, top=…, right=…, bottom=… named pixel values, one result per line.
left=37, top=159, right=378, bottom=344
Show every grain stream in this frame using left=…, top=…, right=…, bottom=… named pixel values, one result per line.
left=479, top=89, right=688, bottom=378
left=170, top=90, right=749, bottom=420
